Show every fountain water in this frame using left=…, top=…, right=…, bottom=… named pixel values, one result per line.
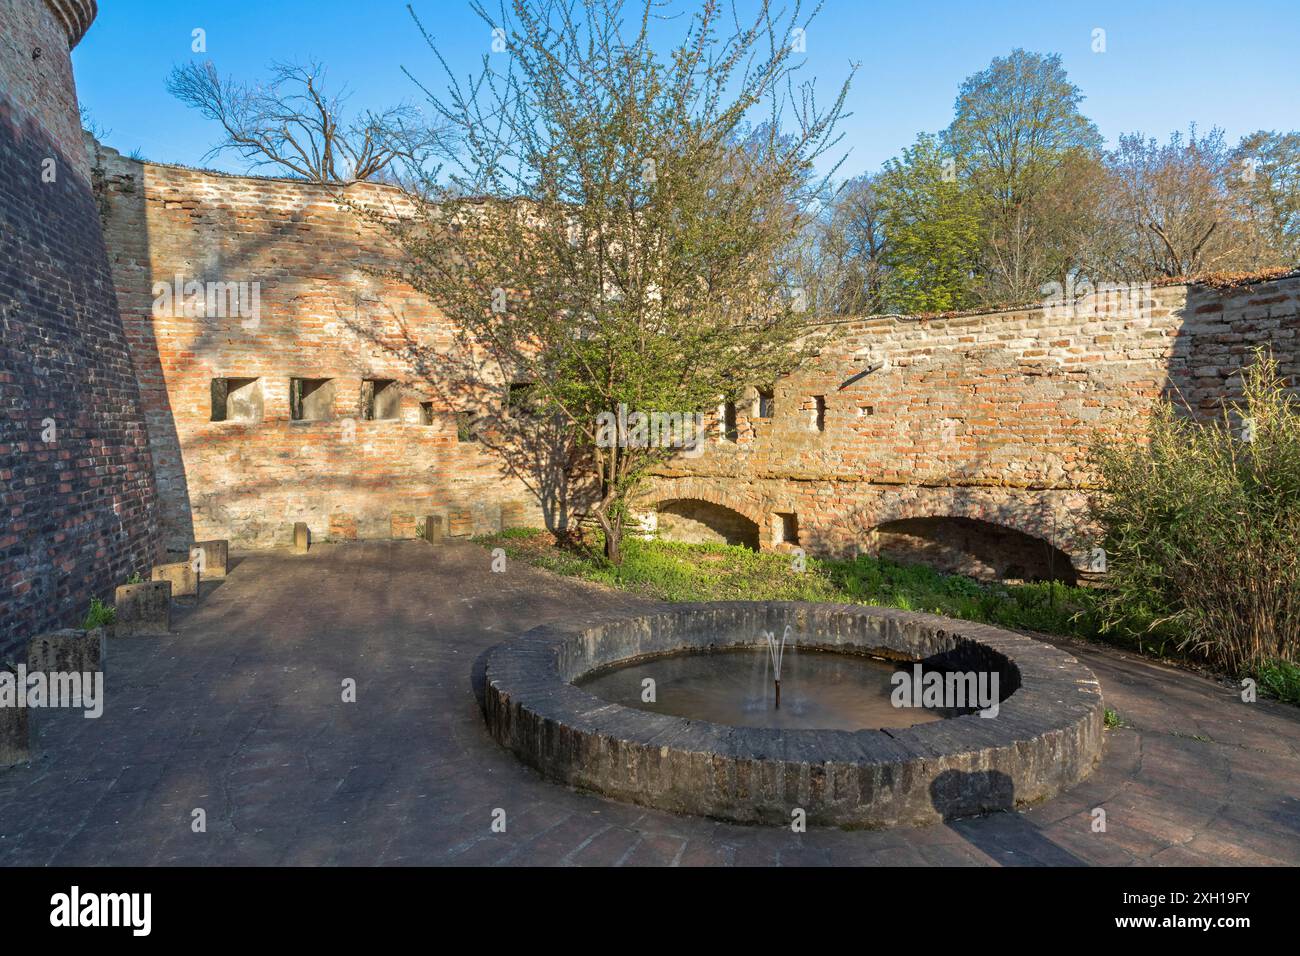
left=762, top=626, right=791, bottom=708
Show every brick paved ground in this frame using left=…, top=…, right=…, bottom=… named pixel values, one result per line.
left=1, top=541, right=1297, bottom=866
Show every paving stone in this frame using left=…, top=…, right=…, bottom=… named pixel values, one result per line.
left=0, top=541, right=1295, bottom=866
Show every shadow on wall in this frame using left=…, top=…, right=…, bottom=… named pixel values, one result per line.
left=655, top=499, right=761, bottom=550
left=1163, top=280, right=1300, bottom=423
left=339, top=300, right=593, bottom=539
left=92, top=143, right=195, bottom=554
left=97, top=149, right=581, bottom=549
left=873, top=516, right=1079, bottom=584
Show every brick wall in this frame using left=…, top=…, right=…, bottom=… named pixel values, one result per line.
left=83, top=101, right=1299, bottom=574
left=93, top=149, right=545, bottom=551
left=0, top=0, right=160, bottom=658
left=643, top=277, right=1300, bottom=570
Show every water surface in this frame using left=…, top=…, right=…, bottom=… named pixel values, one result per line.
left=576, top=646, right=951, bottom=731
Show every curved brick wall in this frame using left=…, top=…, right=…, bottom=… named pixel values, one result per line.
left=0, top=0, right=160, bottom=658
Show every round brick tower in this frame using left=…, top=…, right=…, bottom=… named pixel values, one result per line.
left=0, top=0, right=160, bottom=657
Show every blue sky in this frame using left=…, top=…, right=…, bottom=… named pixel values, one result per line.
left=73, top=0, right=1300, bottom=180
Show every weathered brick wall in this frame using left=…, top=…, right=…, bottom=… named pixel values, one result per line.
left=94, top=149, right=545, bottom=551
left=0, top=0, right=160, bottom=658
left=644, top=277, right=1300, bottom=570
left=83, top=96, right=1298, bottom=574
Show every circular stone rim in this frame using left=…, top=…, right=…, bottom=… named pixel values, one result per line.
left=482, top=601, right=1104, bottom=828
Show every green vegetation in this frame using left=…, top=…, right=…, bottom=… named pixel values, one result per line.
left=478, top=528, right=1103, bottom=638
left=480, top=521, right=1300, bottom=708
left=1258, top=659, right=1300, bottom=707
left=1103, top=708, right=1124, bottom=729
left=1090, top=350, right=1300, bottom=677
left=81, top=597, right=116, bottom=630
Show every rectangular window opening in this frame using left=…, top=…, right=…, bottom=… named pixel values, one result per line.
left=812, top=395, right=826, bottom=432
left=419, top=401, right=435, bottom=426
left=290, top=377, right=335, bottom=422
left=507, top=382, right=538, bottom=417
left=210, top=377, right=262, bottom=422
left=756, top=386, right=775, bottom=419
left=361, top=378, right=400, bottom=421
left=774, top=512, right=800, bottom=546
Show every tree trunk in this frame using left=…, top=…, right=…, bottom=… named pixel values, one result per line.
left=604, top=522, right=622, bottom=564
left=592, top=495, right=623, bottom=565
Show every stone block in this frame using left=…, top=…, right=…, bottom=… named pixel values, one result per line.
left=329, top=513, right=358, bottom=540
left=28, top=627, right=106, bottom=675
left=191, top=539, right=228, bottom=578
left=0, top=702, right=29, bottom=768
left=293, top=522, right=310, bottom=553
left=152, top=561, right=198, bottom=597
left=114, top=581, right=171, bottom=636
left=447, top=508, right=474, bottom=538
left=422, top=513, right=445, bottom=543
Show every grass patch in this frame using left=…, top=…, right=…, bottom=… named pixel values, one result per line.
left=478, top=529, right=1300, bottom=707
left=476, top=528, right=1107, bottom=638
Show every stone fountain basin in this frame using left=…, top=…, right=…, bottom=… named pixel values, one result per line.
left=482, top=602, right=1104, bottom=828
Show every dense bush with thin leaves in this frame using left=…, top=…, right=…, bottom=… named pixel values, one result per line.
left=1089, top=351, right=1300, bottom=673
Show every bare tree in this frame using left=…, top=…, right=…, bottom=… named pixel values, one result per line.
left=167, top=59, right=443, bottom=183
left=1233, top=130, right=1300, bottom=268
left=1104, top=127, right=1251, bottom=279
left=362, top=0, right=851, bottom=563
left=790, top=174, right=891, bottom=315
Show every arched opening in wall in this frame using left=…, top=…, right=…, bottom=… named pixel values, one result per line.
left=871, top=517, right=1078, bottom=585
left=655, top=499, right=760, bottom=550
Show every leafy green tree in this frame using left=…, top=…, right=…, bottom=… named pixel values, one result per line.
left=875, top=133, right=980, bottom=313
left=945, top=49, right=1104, bottom=302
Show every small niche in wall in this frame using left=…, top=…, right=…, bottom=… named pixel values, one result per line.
left=773, top=512, right=800, bottom=546
left=290, top=377, right=335, bottom=422
left=210, top=377, right=262, bottom=422
left=721, top=400, right=738, bottom=442
left=811, top=395, right=826, bottom=432
left=756, top=386, right=775, bottom=419
left=361, top=378, right=401, bottom=421
left=419, top=401, right=435, bottom=425
left=456, top=411, right=479, bottom=443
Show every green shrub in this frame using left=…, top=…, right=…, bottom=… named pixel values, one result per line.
left=1089, top=349, right=1300, bottom=673
left=82, top=596, right=116, bottom=630
left=1257, top=659, right=1300, bottom=706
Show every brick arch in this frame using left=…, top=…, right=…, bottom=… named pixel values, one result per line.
left=636, top=482, right=765, bottom=531
left=861, top=490, right=1086, bottom=564
left=635, top=483, right=766, bottom=550
left=867, top=515, right=1079, bottom=583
